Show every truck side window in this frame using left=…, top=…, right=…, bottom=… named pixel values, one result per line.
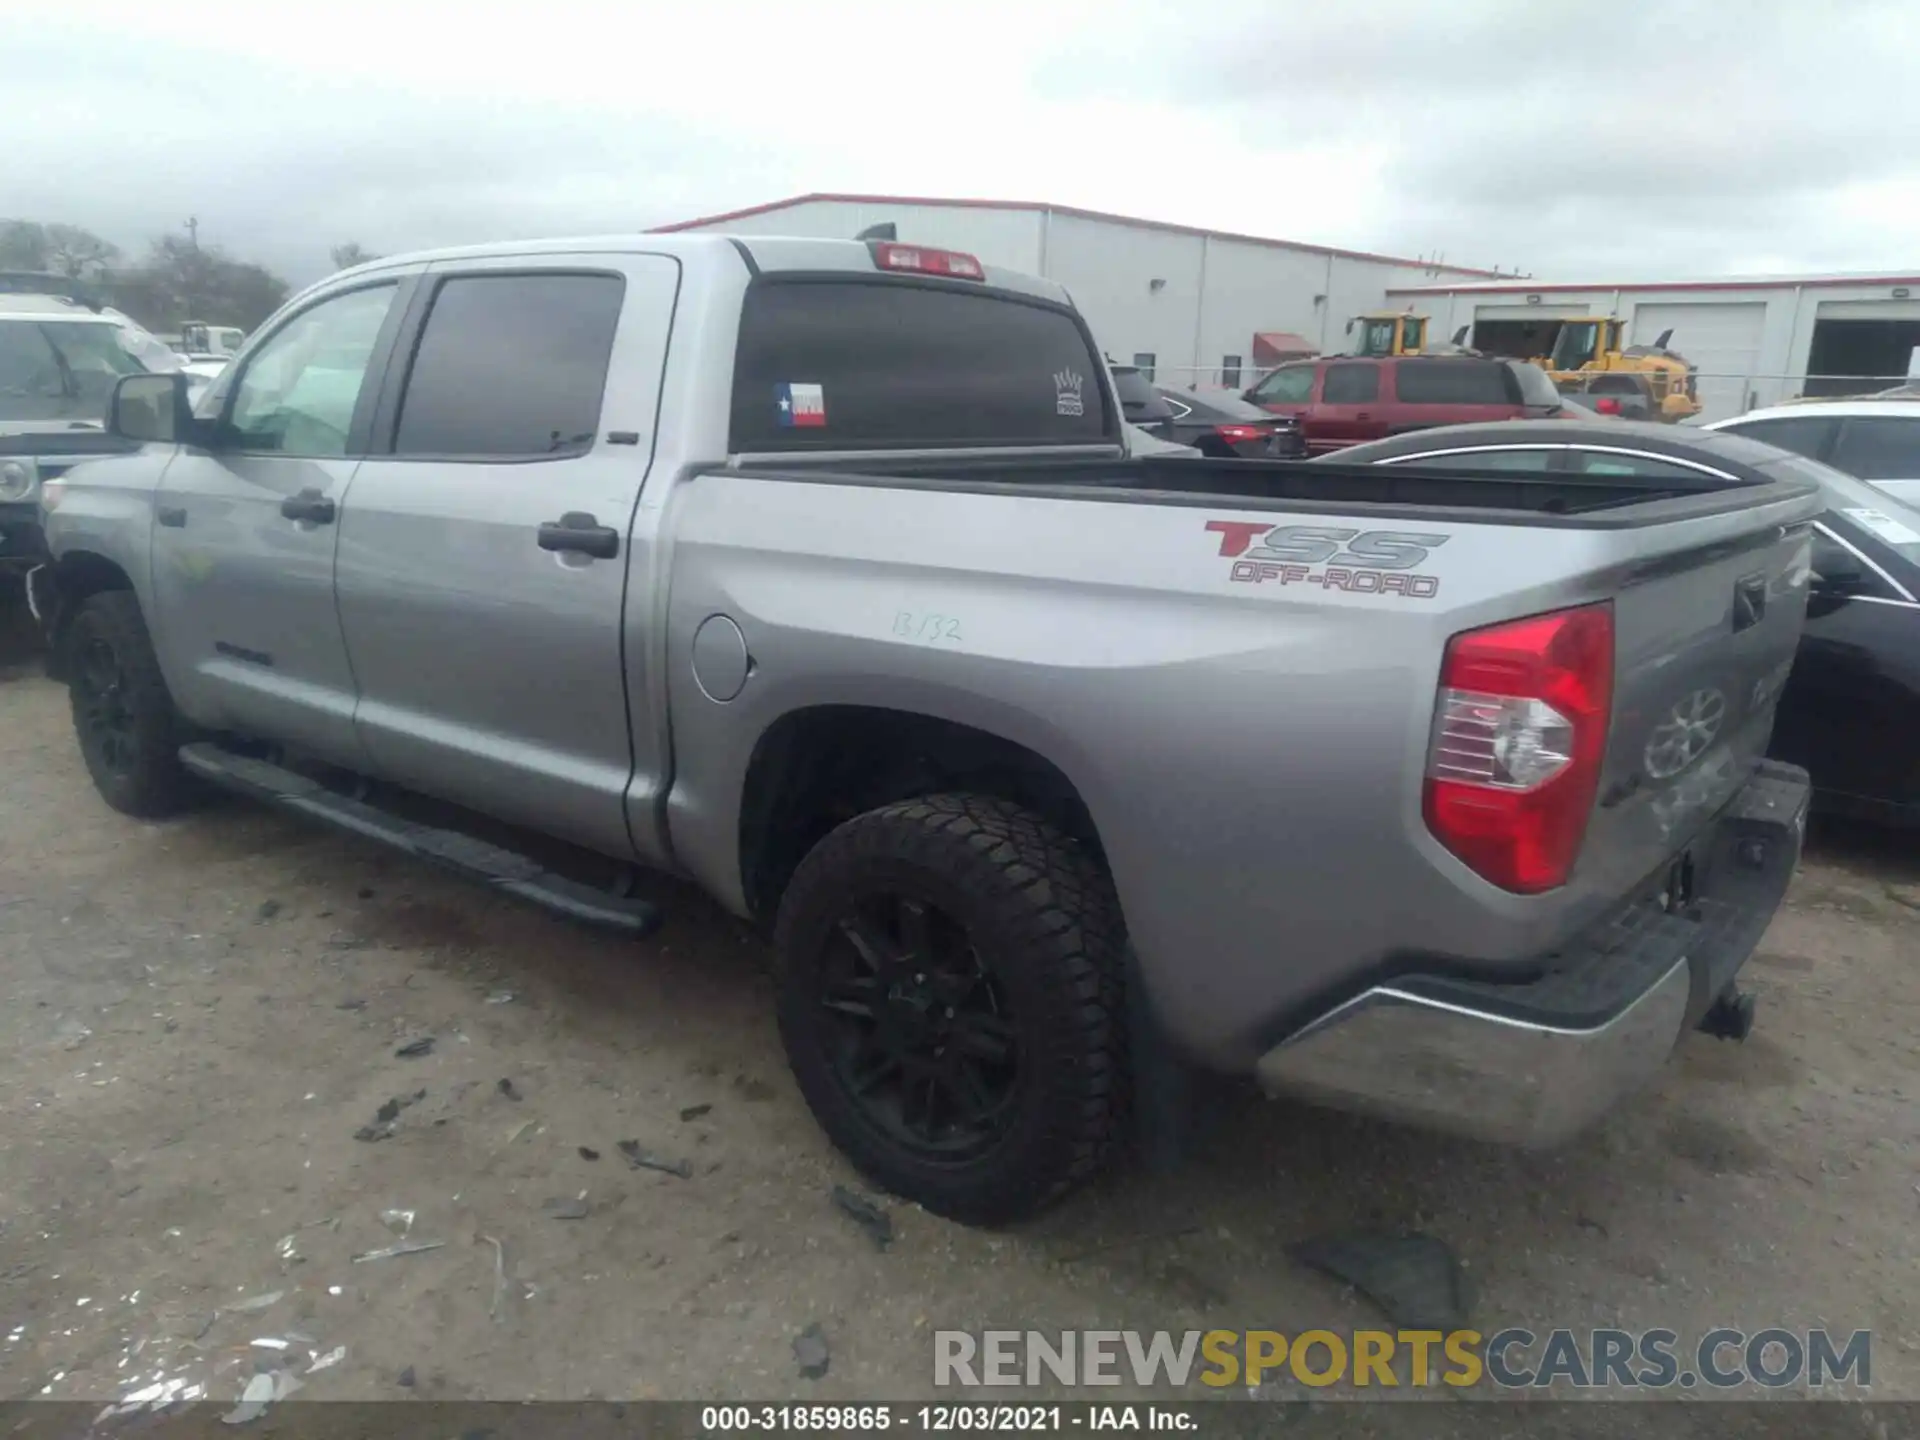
left=1322, top=363, right=1379, bottom=404
left=1719, top=415, right=1837, bottom=463
left=225, top=284, right=398, bottom=457
left=1393, top=359, right=1513, bottom=404
left=393, top=273, right=625, bottom=459
left=1829, top=417, right=1920, bottom=482
left=1248, top=365, right=1313, bottom=404
left=0, top=322, right=66, bottom=421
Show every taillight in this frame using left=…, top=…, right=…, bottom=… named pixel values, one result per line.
left=869, top=242, right=985, bottom=280
left=1214, top=424, right=1267, bottom=444
left=1423, top=602, right=1614, bottom=893
left=1594, top=396, right=1623, bottom=415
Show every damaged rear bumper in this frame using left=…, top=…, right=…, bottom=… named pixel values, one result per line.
left=1255, top=760, right=1809, bottom=1147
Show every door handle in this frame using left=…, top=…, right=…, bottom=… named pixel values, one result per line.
left=537, top=511, right=619, bottom=559
left=156, top=505, right=187, bottom=528
left=280, top=488, right=336, bottom=525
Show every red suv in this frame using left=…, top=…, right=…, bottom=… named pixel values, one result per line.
left=1245, top=356, right=1564, bottom=454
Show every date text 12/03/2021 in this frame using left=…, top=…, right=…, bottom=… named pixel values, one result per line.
left=700, top=1405, right=1195, bottom=1431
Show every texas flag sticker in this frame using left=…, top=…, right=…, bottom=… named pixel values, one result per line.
left=776, top=382, right=826, bottom=428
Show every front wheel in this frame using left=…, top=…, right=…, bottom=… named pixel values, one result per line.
left=774, top=793, right=1126, bottom=1225
left=65, top=591, right=196, bottom=817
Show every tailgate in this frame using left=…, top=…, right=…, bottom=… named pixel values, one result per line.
left=1578, top=516, right=1811, bottom=896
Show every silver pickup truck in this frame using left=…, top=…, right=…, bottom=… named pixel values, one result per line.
left=39, top=233, right=1820, bottom=1224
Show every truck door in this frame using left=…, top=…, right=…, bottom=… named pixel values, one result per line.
left=148, top=276, right=413, bottom=765
left=331, top=255, right=681, bottom=862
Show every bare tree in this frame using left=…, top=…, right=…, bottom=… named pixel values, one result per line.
left=42, top=223, right=120, bottom=279
left=0, top=220, right=49, bottom=271
left=112, top=226, right=291, bottom=331
left=330, top=242, right=379, bottom=271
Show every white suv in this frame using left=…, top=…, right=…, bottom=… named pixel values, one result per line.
left=1706, top=398, right=1920, bottom=507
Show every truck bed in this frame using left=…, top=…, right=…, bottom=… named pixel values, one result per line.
left=734, top=453, right=1815, bottom=526
left=678, top=450, right=1821, bottom=1065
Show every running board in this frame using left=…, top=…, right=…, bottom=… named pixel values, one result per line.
left=178, top=743, right=662, bottom=937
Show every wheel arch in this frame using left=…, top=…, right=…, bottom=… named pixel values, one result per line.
left=736, top=703, right=1109, bottom=927
left=44, top=549, right=137, bottom=681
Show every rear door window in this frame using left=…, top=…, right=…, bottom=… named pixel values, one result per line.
left=1110, top=368, right=1172, bottom=422
left=1321, top=363, right=1379, bottom=404
left=1178, top=390, right=1278, bottom=422
left=0, top=321, right=66, bottom=422
left=1507, top=363, right=1563, bottom=408
left=729, top=280, right=1110, bottom=451
left=1566, top=449, right=1719, bottom=480
left=1392, top=359, right=1516, bottom=405
left=1382, top=447, right=1562, bottom=472
left=1719, top=414, right=1839, bottom=463
left=1829, top=416, right=1920, bottom=480
left=393, top=272, right=625, bottom=458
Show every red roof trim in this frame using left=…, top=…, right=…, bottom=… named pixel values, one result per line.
left=1387, top=276, right=1920, bottom=296
left=649, top=192, right=1505, bottom=276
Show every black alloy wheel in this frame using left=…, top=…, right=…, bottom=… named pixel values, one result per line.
left=817, top=888, right=1021, bottom=1161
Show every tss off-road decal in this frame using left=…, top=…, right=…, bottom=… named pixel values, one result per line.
left=1205, top=520, right=1449, bottom=598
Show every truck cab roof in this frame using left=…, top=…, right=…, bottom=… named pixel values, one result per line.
left=329, top=232, right=1076, bottom=309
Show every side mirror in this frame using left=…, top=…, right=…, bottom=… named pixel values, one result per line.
left=109, top=373, right=192, bottom=444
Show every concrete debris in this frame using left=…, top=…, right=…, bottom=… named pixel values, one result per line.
left=618, top=1140, right=692, bottom=1179
left=1288, top=1231, right=1471, bottom=1331
left=221, top=1373, right=276, bottom=1425
left=831, top=1185, right=893, bottom=1250
left=350, top=1240, right=446, bottom=1263
left=793, top=1323, right=830, bottom=1380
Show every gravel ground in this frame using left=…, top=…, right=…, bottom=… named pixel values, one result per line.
left=2, top=620, right=1918, bottom=1418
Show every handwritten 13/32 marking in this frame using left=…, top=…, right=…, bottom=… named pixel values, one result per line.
left=892, top=612, right=963, bottom=644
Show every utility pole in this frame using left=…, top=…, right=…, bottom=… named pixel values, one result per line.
left=182, top=216, right=201, bottom=322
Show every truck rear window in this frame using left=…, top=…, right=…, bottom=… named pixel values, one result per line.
left=1394, top=359, right=1519, bottom=405
left=729, top=279, right=1111, bottom=451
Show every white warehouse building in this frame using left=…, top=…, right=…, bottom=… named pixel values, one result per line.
left=653, top=192, right=1504, bottom=388
left=656, top=193, right=1920, bottom=423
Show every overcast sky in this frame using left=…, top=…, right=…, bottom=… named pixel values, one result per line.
left=3, top=0, right=1912, bottom=286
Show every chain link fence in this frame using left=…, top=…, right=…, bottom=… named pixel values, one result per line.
left=1130, top=362, right=1919, bottom=417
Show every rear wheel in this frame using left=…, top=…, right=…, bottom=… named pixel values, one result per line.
left=66, top=591, right=196, bottom=817
left=774, top=794, right=1125, bottom=1225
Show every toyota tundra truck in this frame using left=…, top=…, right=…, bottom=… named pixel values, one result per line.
left=38, top=233, right=1819, bottom=1224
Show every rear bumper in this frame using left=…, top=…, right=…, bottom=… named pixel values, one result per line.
left=1255, top=760, right=1809, bottom=1147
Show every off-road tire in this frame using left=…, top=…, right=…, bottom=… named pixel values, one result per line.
left=774, top=793, right=1126, bottom=1225
left=65, top=591, right=196, bottom=818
